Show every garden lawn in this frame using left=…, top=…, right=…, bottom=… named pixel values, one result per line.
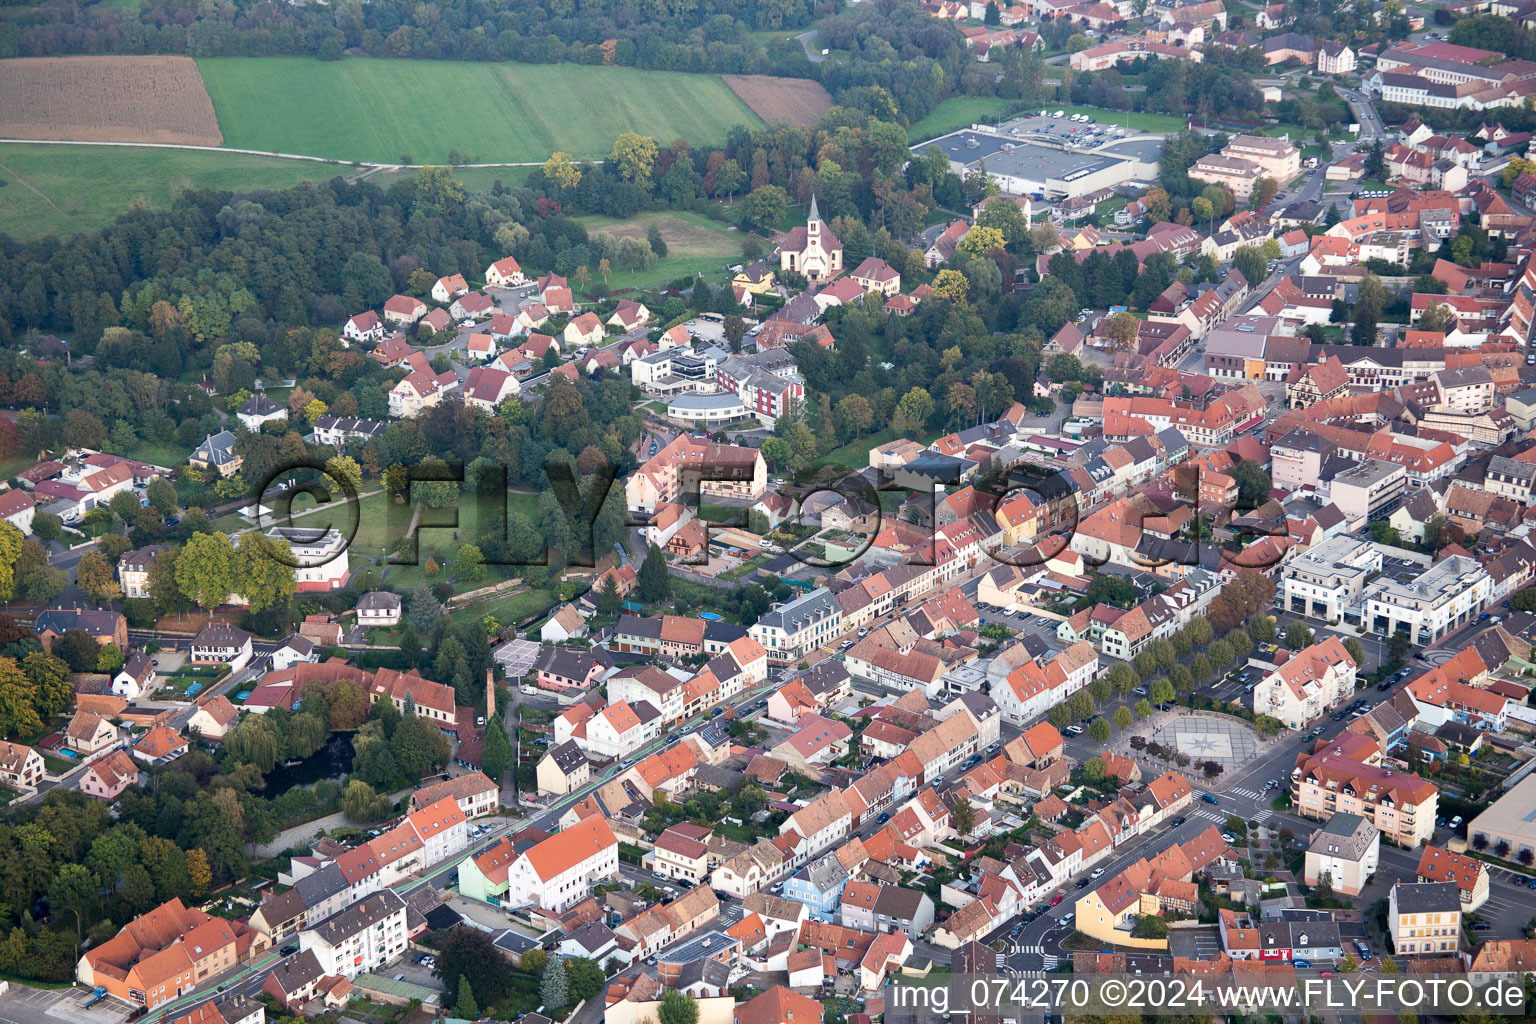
left=197, top=58, right=763, bottom=164
left=0, top=142, right=336, bottom=240
left=574, top=209, right=745, bottom=290
left=449, top=587, right=557, bottom=629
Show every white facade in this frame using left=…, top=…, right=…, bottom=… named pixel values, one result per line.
left=299, top=893, right=409, bottom=980
left=503, top=818, right=619, bottom=912
left=267, top=527, right=351, bottom=591
left=1363, top=555, right=1491, bottom=645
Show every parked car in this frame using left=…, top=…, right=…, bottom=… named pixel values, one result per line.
left=1059, top=914, right=1073, bottom=925
left=1222, top=832, right=1238, bottom=844
left=1170, top=816, right=1186, bottom=827
left=1293, top=959, right=1312, bottom=969
left=1090, top=867, right=1105, bottom=878
left=1132, top=686, right=1148, bottom=696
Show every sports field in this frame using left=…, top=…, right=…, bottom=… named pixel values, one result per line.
left=197, top=58, right=763, bottom=164
left=0, top=143, right=337, bottom=240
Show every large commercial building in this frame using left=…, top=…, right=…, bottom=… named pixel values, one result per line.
left=1361, top=554, right=1492, bottom=645
left=1466, top=773, right=1536, bottom=866
left=914, top=130, right=1153, bottom=200
left=1281, top=535, right=1382, bottom=624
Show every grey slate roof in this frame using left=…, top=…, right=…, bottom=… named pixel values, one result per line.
left=1393, top=881, right=1461, bottom=915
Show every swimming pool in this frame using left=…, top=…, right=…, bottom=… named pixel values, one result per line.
left=186, top=682, right=203, bottom=696
left=236, top=690, right=253, bottom=701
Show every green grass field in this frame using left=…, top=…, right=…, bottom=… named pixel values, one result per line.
left=575, top=209, right=745, bottom=290
left=197, top=58, right=763, bottom=164
left=909, top=97, right=1020, bottom=143
left=0, top=143, right=340, bottom=240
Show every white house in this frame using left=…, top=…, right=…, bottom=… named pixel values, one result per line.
left=462, top=366, right=520, bottom=412
left=485, top=257, right=526, bottom=289
left=112, top=653, right=156, bottom=700
left=236, top=395, right=288, bottom=432
left=1250, top=636, right=1358, bottom=731
left=267, top=527, right=351, bottom=591
left=186, top=696, right=242, bottom=740
left=564, top=313, right=605, bottom=348
left=344, top=311, right=385, bottom=344
left=431, top=274, right=469, bottom=304
left=540, top=605, right=588, bottom=644
left=356, top=591, right=402, bottom=628
left=0, top=490, right=36, bottom=535
left=190, top=623, right=253, bottom=672
left=299, top=891, right=409, bottom=980
left=500, top=815, right=619, bottom=912
left=580, top=700, right=662, bottom=760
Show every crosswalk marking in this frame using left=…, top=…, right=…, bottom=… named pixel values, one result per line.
left=1230, top=787, right=1264, bottom=799
left=1043, top=954, right=1060, bottom=969
left=997, top=953, right=1007, bottom=968
left=1252, top=810, right=1275, bottom=823
left=1192, top=808, right=1224, bottom=822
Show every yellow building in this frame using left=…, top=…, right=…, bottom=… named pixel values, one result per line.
left=732, top=260, right=777, bottom=296
left=1388, top=881, right=1461, bottom=956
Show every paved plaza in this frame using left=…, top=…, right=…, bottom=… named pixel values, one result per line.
left=1144, top=713, right=1261, bottom=771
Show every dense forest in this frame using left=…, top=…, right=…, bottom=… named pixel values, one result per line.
left=0, top=0, right=819, bottom=69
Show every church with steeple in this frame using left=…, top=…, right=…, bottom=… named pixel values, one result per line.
left=779, top=195, right=843, bottom=282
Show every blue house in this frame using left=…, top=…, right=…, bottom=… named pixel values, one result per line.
left=782, top=853, right=850, bottom=921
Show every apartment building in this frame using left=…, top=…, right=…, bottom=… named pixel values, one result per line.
left=1362, top=555, right=1492, bottom=646
left=582, top=700, right=663, bottom=760
left=750, top=589, right=844, bottom=665
left=299, top=890, right=408, bottom=980
left=1327, top=460, right=1406, bottom=528
left=77, top=898, right=250, bottom=1010
left=1226, top=134, right=1302, bottom=179
left=407, top=771, right=500, bottom=820
left=1251, top=636, right=1358, bottom=730
left=1388, top=881, right=1462, bottom=955
left=1291, top=751, right=1437, bottom=847
left=1303, top=812, right=1379, bottom=896
left=625, top=435, right=767, bottom=513
left=1281, top=535, right=1382, bottom=623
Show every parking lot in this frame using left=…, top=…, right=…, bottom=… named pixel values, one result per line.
left=0, top=984, right=134, bottom=1024
left=998, top=111, right=1139, bottom=151
left=1168, top=924, right=1223, bottom=960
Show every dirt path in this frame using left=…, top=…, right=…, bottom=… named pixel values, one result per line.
left=0, top=159, right=59, bottom=210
